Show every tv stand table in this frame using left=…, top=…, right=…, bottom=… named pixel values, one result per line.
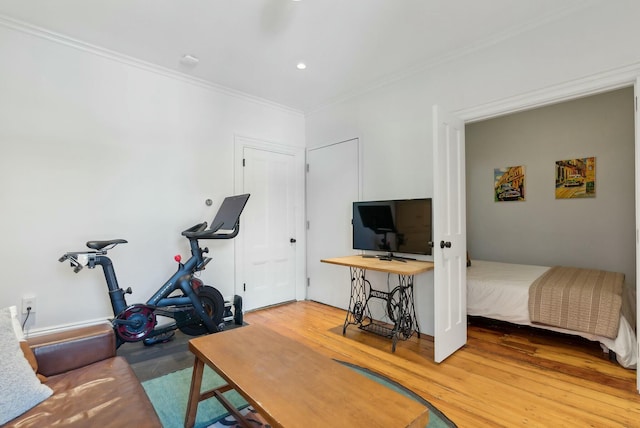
left=321, top=255, right=434, bottom=351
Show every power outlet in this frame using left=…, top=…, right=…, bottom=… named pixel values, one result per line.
left=22, top=296, right=36, bottom=314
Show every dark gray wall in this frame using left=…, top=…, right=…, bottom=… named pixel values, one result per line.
left=466, top=87, right=635, bottom=287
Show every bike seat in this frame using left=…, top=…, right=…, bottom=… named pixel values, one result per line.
left=86, top=239, right=128, bottom=251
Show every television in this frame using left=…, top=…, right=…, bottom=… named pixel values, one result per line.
left=352, top=198, right=433, bottom=258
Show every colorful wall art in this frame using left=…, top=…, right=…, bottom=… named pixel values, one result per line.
left=555, top=157, right=596, bottom=199
left=494, top=166, right=525, bottom=202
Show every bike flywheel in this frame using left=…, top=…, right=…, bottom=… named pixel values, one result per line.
left=114, top=304, right=156, bottom=342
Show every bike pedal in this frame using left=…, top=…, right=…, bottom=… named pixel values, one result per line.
left=143, top=331, right=175, bottom=346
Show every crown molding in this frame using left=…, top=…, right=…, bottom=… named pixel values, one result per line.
left=456, top=61, right=640, bottom=123
left=0, top=14, right=304, bottom=117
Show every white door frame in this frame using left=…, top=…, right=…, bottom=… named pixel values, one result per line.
left=635, top=77, right=640, bottom=392
left=455, top=66, right=640, bottom=124
left=233, top=134, right=307, bottom=306
left=456, top=67, right=640, bottom=392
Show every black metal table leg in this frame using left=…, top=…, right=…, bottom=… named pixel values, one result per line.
left=343, top=267, right=370, bottom=334
left=342, top=266, right=421, bottom=352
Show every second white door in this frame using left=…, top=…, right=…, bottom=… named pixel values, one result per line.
left=241, top=146, right=297, bottom=310
left=306, top=139, right=360, bottom=309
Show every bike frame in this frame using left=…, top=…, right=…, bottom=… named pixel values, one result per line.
left=89, top=234, right=216, bottom=333
left=59, top=193, right=250, bottom=344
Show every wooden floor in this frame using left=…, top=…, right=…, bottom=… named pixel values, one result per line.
left=121, top=300, right=640, bottom=426
left=117, top=322, right=244, bottom=381
left=242, top=301, right=640, bottom=427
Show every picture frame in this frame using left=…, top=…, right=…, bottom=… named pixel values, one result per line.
left=494, top=166, right=525, bottom=202
left=555, top=157, right=596, bottom=199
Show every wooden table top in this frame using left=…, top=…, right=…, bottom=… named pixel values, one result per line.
left=189, top=324, right=429, bottom=428
left=322, top=255, right=434, bottom=275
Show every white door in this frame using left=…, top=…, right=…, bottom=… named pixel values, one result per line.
left=433, top=105, right=467, bottom=363
left=241, top=146, right=297, bottom=310
left=306, top=139, right=360, bottom=308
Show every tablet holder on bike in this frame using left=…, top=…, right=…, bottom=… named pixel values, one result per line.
left=58, top=193, right=250, bottom=346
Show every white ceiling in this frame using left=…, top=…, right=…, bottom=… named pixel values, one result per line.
left=0, top=0, right=594, bottom=113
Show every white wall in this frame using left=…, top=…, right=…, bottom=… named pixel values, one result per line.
left=0, top=23, right=305, bottom=331
left=306, top=0, right=640, bottom=335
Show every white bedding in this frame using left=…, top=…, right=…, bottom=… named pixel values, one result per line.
left=467, top=260, right=637, bottom=369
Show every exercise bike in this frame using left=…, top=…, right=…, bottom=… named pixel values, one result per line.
left=58, top=193, right=250, bottom=347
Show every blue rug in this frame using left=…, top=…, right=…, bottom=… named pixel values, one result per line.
left=336, top=360, right=456, bottom=428
left=142, top=365, right=249, bottom=428
left=142, top=361, right=456, bottom=427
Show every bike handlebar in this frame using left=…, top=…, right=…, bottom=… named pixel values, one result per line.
left=181, top=221, right=240, bottom=239
left=181, top=222, right=208, bottom=235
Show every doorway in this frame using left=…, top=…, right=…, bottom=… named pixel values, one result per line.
left=457, top=77, right=639, bottom=391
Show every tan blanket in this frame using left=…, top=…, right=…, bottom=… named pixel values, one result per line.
left=528, top=266, right=624, bottom=339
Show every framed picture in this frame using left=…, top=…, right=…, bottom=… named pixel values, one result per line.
left=555, top=157, right=595, bottom=199
left=494, top=166, right=525, bottom=202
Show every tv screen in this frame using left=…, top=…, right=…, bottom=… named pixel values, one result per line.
left=352, top=198, right=432, bottom=256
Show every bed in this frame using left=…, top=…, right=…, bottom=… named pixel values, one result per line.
left=467, top=260, right=637, bottom=369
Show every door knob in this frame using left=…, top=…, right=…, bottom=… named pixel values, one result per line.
left=440, top=240, right=452, bottom=249
left=290, top=238, right=297, bottom=243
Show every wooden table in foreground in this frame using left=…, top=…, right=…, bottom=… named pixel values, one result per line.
left=322, top=255, right=435, bottom=351
left=185, top=324, right=429, bottom=428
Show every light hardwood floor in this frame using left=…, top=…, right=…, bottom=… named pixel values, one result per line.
left=244, top=300, right=640, bottom=427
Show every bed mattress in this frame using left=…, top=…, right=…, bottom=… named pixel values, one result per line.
left=467, top=260, right=637, bottom=369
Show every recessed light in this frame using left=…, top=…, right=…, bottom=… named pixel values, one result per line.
left=296, top=62, right=307, bottom=70
left=180, top=54, right=200, bottom=67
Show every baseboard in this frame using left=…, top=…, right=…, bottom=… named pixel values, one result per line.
left=25, top=317, right=111, bottom=339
